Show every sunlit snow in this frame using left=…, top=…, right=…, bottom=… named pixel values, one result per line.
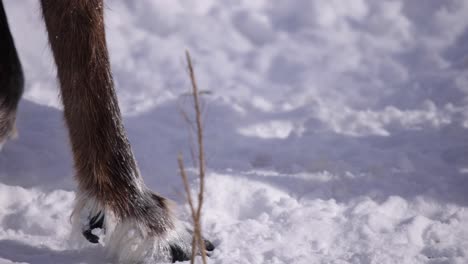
left=1, top=0, right=468, bottom=263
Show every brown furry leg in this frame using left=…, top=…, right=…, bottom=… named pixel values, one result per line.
left=40, top=0, right=212, bottom=262
left=0, top=0, right=23, bottom=148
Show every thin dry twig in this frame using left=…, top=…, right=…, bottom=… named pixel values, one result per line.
left=177, top=155, right=199, bottom=264
left=177, top=50, right=208, bottom=264
left=177, top=155, right=197, bottom=224
left=187, top=50, right=208, bottom=264
left=177, top=103, right=197, bottom=165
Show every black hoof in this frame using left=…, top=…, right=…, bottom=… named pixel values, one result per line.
left=204, top=239, right=215, bottom=252
left=170, top=244, right=190, bottom=263
left=170, top=238, right=215, bottom=263
left=82, top=212, right=105, bottom=243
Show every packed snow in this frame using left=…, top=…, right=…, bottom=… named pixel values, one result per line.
left=1, top=0, right=468, bottom=263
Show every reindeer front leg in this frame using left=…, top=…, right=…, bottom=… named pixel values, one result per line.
left=40, top=1, right=212, bottom=262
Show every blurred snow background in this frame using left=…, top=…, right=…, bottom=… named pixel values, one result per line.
left=1, top=0, right=468, bottom=263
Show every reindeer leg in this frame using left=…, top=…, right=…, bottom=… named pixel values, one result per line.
left=40, top=1, right=213, bottom=262
left=0, top=0, right=23, bottom=149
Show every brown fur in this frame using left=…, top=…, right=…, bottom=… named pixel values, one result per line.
left=40, top=0, right=173, bottom=234
left=1, top=1, right=214, bottom=261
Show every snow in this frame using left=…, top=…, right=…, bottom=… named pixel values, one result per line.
left=1, top=0, right=468, bottom=263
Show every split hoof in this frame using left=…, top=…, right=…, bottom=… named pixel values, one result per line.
left=82, top=211, right=105, bottom=244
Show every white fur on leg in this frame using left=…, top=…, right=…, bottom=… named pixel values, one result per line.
left=71, top=192, right=193, bottom=263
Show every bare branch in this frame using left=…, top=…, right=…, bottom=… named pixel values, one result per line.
left=177, top=50, right=208, bottom=263
left=185, top=50, right=208, bottom=263
left=177, top=154, right=198, bottom=263
left=176, top=102, right=197, bottom=165
left=177, top=155, right=197, bottom=223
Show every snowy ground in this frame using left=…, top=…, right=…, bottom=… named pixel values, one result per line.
left=1, top=0, right=468, bottom=263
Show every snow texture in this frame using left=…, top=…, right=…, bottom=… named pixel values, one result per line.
left=1, top=0, right=468, bottom=263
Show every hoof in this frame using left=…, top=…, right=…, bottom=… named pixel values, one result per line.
left=170, top=238, right=215, bottom=262
left=73, top=192, right=216, bottom=262
left=204, top=239, right=215, bottom=252
left=169, top=243, right=190, bottom=262
left=82, top=211, right=105, bottom=243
